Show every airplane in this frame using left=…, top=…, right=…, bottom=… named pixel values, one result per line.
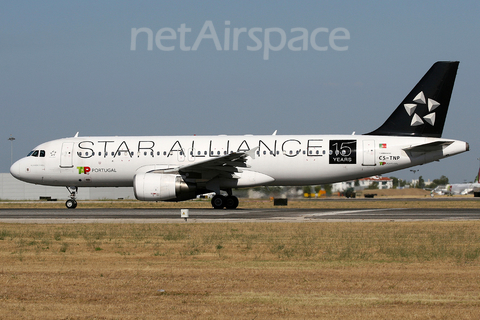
left=433, top=168, right=480, bottom=195
left=10, top=61, right=469, bottom=209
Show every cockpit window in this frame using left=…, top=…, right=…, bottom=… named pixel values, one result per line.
left=27, top=149, right=46, bottom=157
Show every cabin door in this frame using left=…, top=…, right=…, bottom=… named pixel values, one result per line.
left=60, top=142, right=74, bottom=168
left=362, top=140, right=376, bottom=166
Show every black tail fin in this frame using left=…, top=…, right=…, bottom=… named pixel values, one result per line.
left=367, top=61, right=459, bottom=138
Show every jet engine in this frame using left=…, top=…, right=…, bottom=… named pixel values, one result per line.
left=133, top=173, right=197, bottom=201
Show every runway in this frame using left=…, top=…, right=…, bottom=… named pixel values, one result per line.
left=0, top=207, right=479, bottom=223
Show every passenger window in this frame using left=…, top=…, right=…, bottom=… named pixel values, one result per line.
left=98, top=152, right=102, bottom=156
left=163, top=151, right=167, bottom=156
left=40, top=150, right=45, bottom=157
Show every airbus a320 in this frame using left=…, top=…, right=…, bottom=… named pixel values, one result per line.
left=10, top=61, right=468, bottom=209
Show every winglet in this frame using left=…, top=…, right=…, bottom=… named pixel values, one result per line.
left=246, top=147, right=259, bottom=159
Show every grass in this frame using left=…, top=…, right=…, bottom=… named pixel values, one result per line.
left=0, top=222, right=480, bottom=319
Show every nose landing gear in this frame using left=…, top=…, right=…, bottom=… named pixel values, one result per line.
left=65, top=186, right=78, bottom=209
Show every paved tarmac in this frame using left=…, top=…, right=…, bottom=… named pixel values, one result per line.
left=0, top=207, right=479, bottom=223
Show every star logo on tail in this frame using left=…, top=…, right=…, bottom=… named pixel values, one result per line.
left=404, top=91, right=439, bottom=127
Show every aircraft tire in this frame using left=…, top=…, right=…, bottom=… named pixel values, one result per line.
left=225, top=195, right=239, bottom=209
left=66, top=199, right=77, bottom=209
left=211, top=195, right=225, bottom=209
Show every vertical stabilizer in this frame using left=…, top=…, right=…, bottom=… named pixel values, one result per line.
left=367, top=61, right=459, bottom=137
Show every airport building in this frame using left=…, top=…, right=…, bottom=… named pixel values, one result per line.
left=331, top=176, right=393, bottom=192
left=0, top=173, right=135, bottom=200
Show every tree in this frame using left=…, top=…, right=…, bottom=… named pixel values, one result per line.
left=302, top=186, right=312, bottom=195
left=417, top=176, right=425, bottom=188
left=322, top=184, right=333, bottom=196
left=425, top=175, right=449, bottom=189
left=390, top=176, right=399, bottom=189
left=366, top=182, right=379, bottom=190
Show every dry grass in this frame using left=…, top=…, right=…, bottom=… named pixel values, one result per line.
left=1, top=222, right=480, bottom=319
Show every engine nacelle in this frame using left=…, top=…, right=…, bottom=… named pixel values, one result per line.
left=133, top=173, right=197, bottom=201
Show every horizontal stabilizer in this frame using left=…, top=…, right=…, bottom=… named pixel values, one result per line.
left=403, top=140, right=453, bottom=153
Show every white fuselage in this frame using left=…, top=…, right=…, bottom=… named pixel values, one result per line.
left=10, top=134, right=469, bottom=189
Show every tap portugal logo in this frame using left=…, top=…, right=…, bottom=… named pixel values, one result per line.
left=78, top=166, right=91, bottom=174
left=77, top=166, right=117, bottom=174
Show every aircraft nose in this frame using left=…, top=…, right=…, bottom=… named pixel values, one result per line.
left=10, top=160, right=23, bottom=180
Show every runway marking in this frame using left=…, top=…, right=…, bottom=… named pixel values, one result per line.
left=306, top=208, right=397, bottom=218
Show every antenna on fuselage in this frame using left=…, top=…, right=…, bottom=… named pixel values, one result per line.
left=74, top=132, right=79, bottom=138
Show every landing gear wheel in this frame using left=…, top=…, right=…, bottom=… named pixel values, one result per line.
left=65, top=186, right=78, bottom=209
left=211, top=195, right=226, bottom=209
left=66, top=199, right=77, bottom=209
left=225, top=195, right=239, bottom=209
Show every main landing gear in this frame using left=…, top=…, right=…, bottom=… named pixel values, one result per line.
left=211, top=191, right=239, bottom=210
left=65, top=186, right=78, bottom=209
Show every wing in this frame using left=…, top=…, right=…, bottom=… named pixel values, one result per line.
left=149, top=148, right=258, bottom=183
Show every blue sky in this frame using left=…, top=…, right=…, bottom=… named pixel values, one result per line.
left=1, top=1, right=480, bottom=183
